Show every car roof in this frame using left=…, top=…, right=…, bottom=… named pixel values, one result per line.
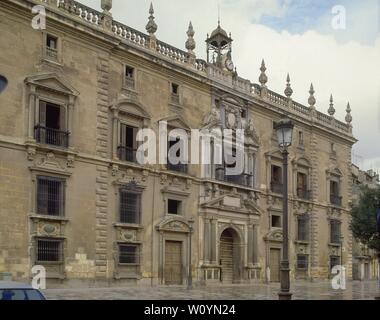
left=0, top=281, right=36, bottom=290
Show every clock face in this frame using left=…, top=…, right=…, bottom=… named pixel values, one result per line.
left=225, top=59, right=234, bottom=71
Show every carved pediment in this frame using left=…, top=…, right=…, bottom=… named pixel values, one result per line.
left=29, top=152, right=72, bottom=176
left=156, top=217, right=191, bottom=233
left=25, top=73, right=79, bottom=96
left=264, top=229, right=283, bottom=242
left=160, top=115, right=191, bottom=131
left=112, top=98, right=151, bottom=120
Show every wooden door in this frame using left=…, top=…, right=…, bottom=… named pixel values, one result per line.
left=164, top=241, right=183, bottom=285
left=220, top=231, right=234, bottom=283
left=270, top=248, right=281, bottom=282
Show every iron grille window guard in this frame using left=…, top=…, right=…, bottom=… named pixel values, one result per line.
left=119, top=244, right=140, bottom=264
left=330, top=194, right=342, bottom=206
left=34, top=125, right=69, bottom=148
left=37, top=239, right=63, bottom=262
left=117, top=146, right=137, bottom=163
left=37, top=177, right=64, bottom=217
left=167, top=162, right=188, bottom=174
left=271, top=181, right=284, bottom=194
left=119, top=190, right=141, bottom=224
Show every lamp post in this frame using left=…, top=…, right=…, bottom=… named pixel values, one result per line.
left=274, top=117, right=294, bottom=300
left=340, top=235, right=344, bottom=268
left=187, top=217, right=195, bottom=290
left=0, top=75, right=8, bottom=94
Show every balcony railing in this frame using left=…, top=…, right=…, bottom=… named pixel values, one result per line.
left=297, top=188, right=312, bottom=200
left=125, top=76, right=135, bottom=89
left=170, top=93, right=180, bottom=105
left=46, top=47, right=58, bottom=61
left=118, top=146, right=137, bottom=163
left=271, top=182, right=283, bottom=194
left=330, top=194, right=342, bottom=206
left=34, top=125, right=69, bottom=148
left=215, top=167, right=253, bottom=187
left=167, top=163, right=188, bottom=174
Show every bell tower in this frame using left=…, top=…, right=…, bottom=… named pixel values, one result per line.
left=206, top=21, right=234, bottom=71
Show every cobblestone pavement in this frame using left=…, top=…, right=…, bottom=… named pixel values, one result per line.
left=43, top=280, right=380, bottom=300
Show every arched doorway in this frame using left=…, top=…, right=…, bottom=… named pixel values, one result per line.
left=219, top=228, right=241, bottom=283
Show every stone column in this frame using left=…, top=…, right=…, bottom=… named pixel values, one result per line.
left=28, top=87, right=36, bottom=139
left=210, top=218, right=217, bottom=264
left=252, top=224, right=259, bottom=264
left=203, top=218, right=211, bottom=264
left=68, top=96, right=75, bottom=147
left=247, top=224, right=253, bottom=265
left=111, top=106, right=119, bottom=160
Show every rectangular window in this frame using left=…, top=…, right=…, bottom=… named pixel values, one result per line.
left=125, top=66, right=135, bottom=88
left=119, top=190, right=141, bottom=224
left=271, top=215, right=281, bottom=228
left=330, top=220, right=341, bottom=244
left=167, top=138, right=187, bottom=173
left=171, top=83, right=179, bottom=95
left=297, top=254, right=308, bottom=269
left=118, top=124, right=138, bottom=163
left=297, top=172, right=309, bottom=199
left=37, top=239, right=62, bottom=262
left=297, top=215, right=309, bottom=241
left=37, top=176, right=64, bottom=216
left=271, top=165, right=283, bottom=193
left=330, top=180, right=341, bottom=205
left=298, top=131, right=304, bottom=145
left=35, top=101, right=68, bottom=148
left=119, top=244, right=140, bottom=264
left=330, top=255, right=340, bottom=271
left=168, top=199, right=182, bottom=215
left=46, top=35, right=58, bottom=61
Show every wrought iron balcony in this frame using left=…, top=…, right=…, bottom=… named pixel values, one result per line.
left=215, top=167, right=253, bottom=188
left=170, top=93, right=180, bottom=105
left=271, top=182, right=283, bottom=194
left=34, top=125, right=69, bottom=148
left=117, top=146, right=137, bottom=163
left=167, top=162, right=188, bottom=174
left=330, top=194, right=342, bottom=206
left=46, top=47, right=58, bottom=61
left=297, top=188, right=312, bottom=200
left=125, top=76, right=135, bottom=89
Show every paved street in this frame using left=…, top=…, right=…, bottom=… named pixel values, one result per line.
left=43, top=280, right=380, bottom=300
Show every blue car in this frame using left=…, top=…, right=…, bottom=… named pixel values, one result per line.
left=0, top=281, right=46, bottom=300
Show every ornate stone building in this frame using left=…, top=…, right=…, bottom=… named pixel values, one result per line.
left=0, top=0, right=357, bottom=286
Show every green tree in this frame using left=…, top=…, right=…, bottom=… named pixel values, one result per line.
left=350, top=186, right=380, bottom=252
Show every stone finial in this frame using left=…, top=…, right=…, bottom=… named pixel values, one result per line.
left=259, top=59, right=268, bottom=87
left=345, top=102, right=352, bottom=124
left=284, top=73, right=293, bottom=98
left=101, top=0, right=112, bottom=12
left=328, top=94, right=335, bottom=116
left=185, top=21, right=196, bottom=52
left=146, top=2, right=158, bottom=35
left=308, top=83, right=316, bottom=108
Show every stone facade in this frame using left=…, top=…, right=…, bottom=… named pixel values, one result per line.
left=0, top=0, right=357, bottom=287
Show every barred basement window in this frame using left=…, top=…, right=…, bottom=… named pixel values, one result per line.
left=297, top=254, right=308, bottom=269
left=37, top=176, right=65, bottom=216
left=37, top=239, right=62, bottom=262
left=119, top=190, right=141, bottom=224
left=119, top=244, right=140, bottom=264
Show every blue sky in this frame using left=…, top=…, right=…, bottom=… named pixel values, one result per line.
left=258, top=0, right=379, bottom=45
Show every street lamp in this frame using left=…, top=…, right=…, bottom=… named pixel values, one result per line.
left=0, top=75, right=8, bottom=94
left=187, top=217, right=195, bottom=290
left=274, top=117, right=294, bottom=300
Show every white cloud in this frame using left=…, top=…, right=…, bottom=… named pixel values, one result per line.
left=80, top=0, right=380, bottom=171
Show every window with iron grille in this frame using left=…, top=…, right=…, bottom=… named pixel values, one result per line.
left=119, top=189, right=141, bottom=224
left=297, top=214, right=309, bottom=241
left=37, top=176, right=65, bottom=216
left=36, top=239, right=63, bottom=263
left=330, top=220, right=341, bottom=244
left=330, top=255, right=340, bottom=271
left=119, top=244, right=140, bottom=264
left=296, top=254, right=308, bottom=269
